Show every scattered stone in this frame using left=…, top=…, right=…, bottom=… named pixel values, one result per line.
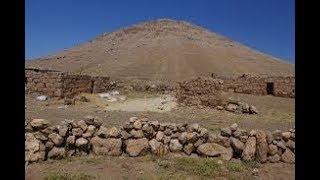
left=36, top=95, right=48, bottom=101
left=276, top=140, right=287, bottom=150
left=216, top=106, right=224, bottom=110
left=249, top=105, right=258, bottom=114
left=226, top=104, right=238, bottom=112
left=194, top=139, right=204, bottom=148
left=33, top=131, right=48, bottom=141
left=252, top=168, right=259, bottom=176
left=186, top=123, right=200, bottom=132
left=45, top=141, right=54, bottom=150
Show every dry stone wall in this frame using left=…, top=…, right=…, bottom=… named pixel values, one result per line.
left=222, top=74, right=295, bottom=98
left=25, top=116, right=295, bottom=164
left=25, top=68, right=113, bottom=98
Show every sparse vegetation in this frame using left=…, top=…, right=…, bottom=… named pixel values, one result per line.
left=43, top=171, right=95, bottom=180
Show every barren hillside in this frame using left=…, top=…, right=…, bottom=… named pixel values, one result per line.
left=26, top=19, right=294, bottom=81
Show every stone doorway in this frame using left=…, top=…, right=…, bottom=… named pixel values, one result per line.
left=266, top=82, right=274, bottom=95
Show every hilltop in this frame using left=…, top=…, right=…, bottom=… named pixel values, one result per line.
left=26, top=19, right=294, bottom=81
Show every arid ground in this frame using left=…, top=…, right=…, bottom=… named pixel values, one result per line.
left=25, top=91, right=294, bottom=180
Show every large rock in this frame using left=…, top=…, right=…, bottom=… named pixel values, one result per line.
left=256, top=130, right=268, bottom=163
left=286, top=140, right=295, bottom=150
left=133, top=120, right=142, bottom=130
left=186, top=123, right=200, bottom=132
left=268, top=154, right=281, bottom=163
left=220, top=127, right=232, bottom=137
left=230, top=123, right=238, bottom=131
left=169, top=139, right=183, bottom=152
left=156, top=131, right=164, bottom=142
left=130, top=129, right=145, bottom=138
left=72, top=128, right=84, bottom=137
left=185, top=132, right=198, bottom=143
left=249, top=105, right=258, bottom=114
left=96, top=126, right=108, bottom=138
left=66, top=135, right=76, bottom=146
left=226, top=104, right=238, bottom=112
left=120, top=130, right=132, bottom=140
left=25, top=151, right=45, bottom=162
left=197, top=143, right=232, bottom=160
left=242, top=136, right=256, bottom=161
left=106, top=127, right=121, bottom=138
left=281, top=149, right=295, bottom=163
left=30, top=119, right=49, bottom=130
left=90, top=137, right=122, bottom=156
left=281, top=132, right=291, bottom=141
left=33, top=131, right=48, bottom=142
left=233, top=128, right=248, bottom=138
left=77, top=120, right=88, bottom=132
left=207, top=134, right=231, bottom=148
left=75, top=137, right=89, bottom=148
left=25, top=133, right=40, bottom=155
left=150, top=120, right=160, bottom=131
left=57, top=125, right=69, bottom=137
left=272, top=130, right=282, bottom=140
left=268, top=144, right=278, bottom=156
left=47, top=147, right=66, bottom=159
left=183, top=143, right=195, bottom=155
left=142, top=124, right=155, bottom=138
left=126, top=138, right=149, bottom=157
left=48, top=133, right=63, bottom=146
left=230, top=137, right=244, bottom=154
left=265, top=131, right=274, bottom=144
left=149, top=139, right=168, bottom=156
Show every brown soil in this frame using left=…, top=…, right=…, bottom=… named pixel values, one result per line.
left=26, top=19, right=294, bottom=81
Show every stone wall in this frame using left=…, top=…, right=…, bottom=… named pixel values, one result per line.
left=25, top=68, right=113, bottom=98
left=25, top=68, right=64, bottom=97
left=222, top=74, right=295, bottom=98
left=25, top=116, right=295, bottom=164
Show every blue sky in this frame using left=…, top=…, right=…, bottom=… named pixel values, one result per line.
left=26, top=0, right=295, bottom=63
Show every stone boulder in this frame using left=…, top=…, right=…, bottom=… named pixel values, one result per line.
left=48, top=133, right=63, bottom=146
left=242, top=136, right=256, bottom=161
left=47, top=147, right=66, bottom=159
left=149, top=139, right=168, bottom=156
left=30, top=119, right=49, bottom=130
left=197, top=143, right=232, bottom=160
left=125, top=138, right=149, bottom=157
left=106, top=127, right=121, bottom=138
left=90, top=136, right=122, bottom=156
left=256, top=130, right=268, bottom=163
left=169, top=139, right=183, bottom=152
left=281, top=149, right=295, bottom=163
left=230, top=137, right=244, bottom=154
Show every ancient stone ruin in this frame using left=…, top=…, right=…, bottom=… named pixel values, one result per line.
left=175, top=77, right=259, bottom=114
left=25, top=117, right=295, bottom=164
